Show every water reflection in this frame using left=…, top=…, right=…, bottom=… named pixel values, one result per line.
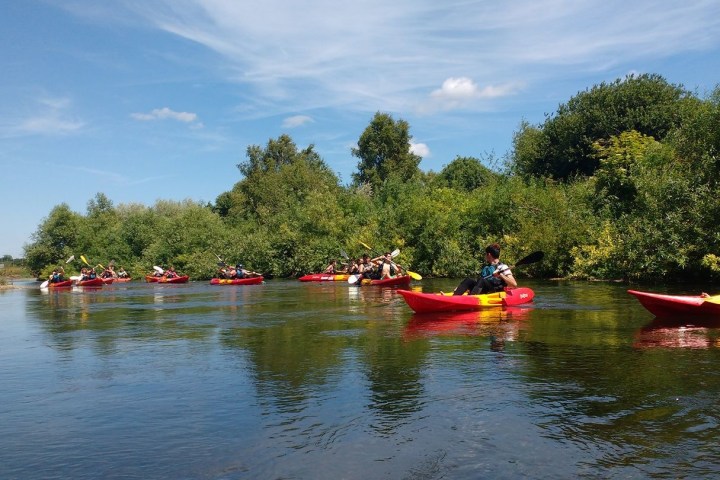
left=7, top=280, right=720, bottom=478
left=404, top=307, right=532, bottom=350
left=634, top=316, right=720, bottom=349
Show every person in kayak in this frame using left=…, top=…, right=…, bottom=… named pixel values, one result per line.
left=117, top=267, right=129, bottom=278
left=347, top=259, right=360, bottom=275
left=234, top=264, right=261, bottom=279
left=48, top=268, right=65, bottom=284
left=453, top=243, right=516, bottom=295
left=323, top=259, right=338, bottom=274
left=165, top=267, right=178, bottom=279
left=374, top=252, right=403, bottom=279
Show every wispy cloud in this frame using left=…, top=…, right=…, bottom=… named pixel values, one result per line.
left=2, top=95, right=85, bottom=138
left=110, top=0, right=720, bottom=118
left=282, top=115, right=314, bottom=128
left=131, top=107, right=199, bottom=123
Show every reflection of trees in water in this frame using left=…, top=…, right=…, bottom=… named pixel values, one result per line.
left=28, top=287, right=216, bottom=355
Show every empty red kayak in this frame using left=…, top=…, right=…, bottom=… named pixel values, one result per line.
left=210, top=277, right=264, bottom=285
left=76, top=278, right=104, bottom=287
left=627, top=290, right=720, bottom=317
left=397, top=287, right=535, bottom=313
left=299, top=273, right=350, bottom=282
left=358, top=275, right=412, bottom=287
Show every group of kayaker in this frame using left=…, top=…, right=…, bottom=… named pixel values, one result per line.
left=100, top=264, right=129, bottom=279
left=324, top=252, right=405, bottom=281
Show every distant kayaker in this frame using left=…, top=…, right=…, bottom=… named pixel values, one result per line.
left=165, top=267, right=178, bottom=279
left=234, top=264, right=261, bottom=279
left=453, top=243, right=516, bottom=295
left=323, top=259, right=337, bottom=274
left=48, top=268, right=64, bottom=284
left=117, top=267, right=129, bottom=278
left=348, top=259, right=360, bottom=274
left=357, top=253, right=375, bottom=280
left=373, top=252, right=402, bottom=280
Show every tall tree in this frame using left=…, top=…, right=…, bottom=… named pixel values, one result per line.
left=352, top=112, right=421, bottom=189
left=510, top=73, right=691, bottom=180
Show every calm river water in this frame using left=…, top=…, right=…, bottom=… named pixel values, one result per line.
left=2, top=278, right=720, bottom=479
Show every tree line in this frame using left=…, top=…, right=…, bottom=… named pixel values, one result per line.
left=24, top=73, right=720, bottom=283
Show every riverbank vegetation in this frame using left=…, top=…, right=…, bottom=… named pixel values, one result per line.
left=23, top=74, right=720, bottom=282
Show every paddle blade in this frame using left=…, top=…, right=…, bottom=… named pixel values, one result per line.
left=359, top=241, right=373, bottom=252
left=153, top=265, right=164, bottom=274
left=340, top=248, right=349, bottom=260
left=347, top=275, right=360, bottom=284
left=80, top=255, right=90, bottom=266
left=65, top=255, right=75, bottom=263
left=391, top=249, right=400, bottom=258
left=40, top=280, right=49, bottom=288
left=407, top=271, right=422, bottom=280
left=702, top=295, right=720, bottom=304
left=515, top=251, right=544, bottom=267
left=69, top=276, right=80, bottom=282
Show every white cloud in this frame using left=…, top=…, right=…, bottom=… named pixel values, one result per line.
left=282, top=115, right=314, bottom=128
left=410, top=142, right=430, bottom=158
left=131, top=107, right=198, bottom=123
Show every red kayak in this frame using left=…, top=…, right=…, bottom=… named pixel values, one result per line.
left=397, top=287, right=535, bottom=313
left=48, top=280, right=74, bottom=288
left=101, top=277, right=115, bottom=284
left=145, top=275, right=189, bottom=283
left=627, top=290, right=720, bottom=317
left=114, top=277, right=132, bottom=283
left=210, top=277, right=264, bottom=285
left=299, top=273, right=350, bottom=282
left=76, top=277, right=104, bottom=287
left=356, top=275, right=412, bottom=287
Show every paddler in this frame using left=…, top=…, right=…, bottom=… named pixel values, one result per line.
left=452, top=243, right=516, bottom=295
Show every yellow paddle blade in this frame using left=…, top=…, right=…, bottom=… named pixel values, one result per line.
left=408, top=271, right=422, bottom=280
left=702, top=294, right=720, bottom=304
left=80, top=255, right=90, bottom=266
left=359, top=241, right=373, bottom=251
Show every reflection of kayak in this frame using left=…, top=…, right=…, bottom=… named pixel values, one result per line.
left=633, top=316, right=720, bottom=349
left=405, top=307, right=530, bottom=338
left=76, top=278, right=104, bottom=287
left=299, top=273, right=350, bottom=282
left=48, top=280, right=74, bottom=288
left=145, top=275, right=190, bottom=284
left=359, top=275, right=412, bottom=286
left=397, top=287, right=535, bottom=313
left=627, top=290, right=720, bottom=317
left=210, top=277, right=264, bottom=285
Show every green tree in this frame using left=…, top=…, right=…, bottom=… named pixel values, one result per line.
left=351, top=112, right=421, bottom=189
left=438, top=156, right=496, bottom=192
left=511, top=73, right=691, bottom=180
left=24, top=204, right=82, bottom=274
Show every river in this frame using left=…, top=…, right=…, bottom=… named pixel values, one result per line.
left=1, top=278, right=719, bottom=479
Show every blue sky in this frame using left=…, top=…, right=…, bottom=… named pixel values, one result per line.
left=2, top=0, right=720, bottom=258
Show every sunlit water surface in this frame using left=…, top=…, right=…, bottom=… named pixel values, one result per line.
left=2, top=279, right=720, bottom=479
